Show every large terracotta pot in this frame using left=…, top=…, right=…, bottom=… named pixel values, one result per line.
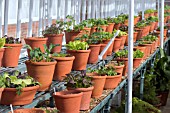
left=116, top=58, right=128, bottom=76
left=133, top=58, right=143, bottom=69
left=52, top=56, right=75, bottom=81
left=112, top=38, right=122, bottom=52
left=65, top=31, right=82, bottom=44
left=88, top=44, right=101, bottom=64
left=75, top=86, right=94, bottom=110
left=0, top=88, right=4, bottom=102
left=13, top=108, right=45, bottom=113
left=91, top=75, right=106, bottom=98
left=114, top=65, right=125, bottom=76
left=53, top=90, right=83, bottom=113
left=67, top=49, right=91, bottom=70
left=25, top=61, right=56, bottom=91
left=0, top=85, right=39, bottom=105
left=0, top=48, right=4, bottom=67
left=104, top=40, right=114, bottom=55
left=99, top=44, right=108, bottom=59
left=104, top=74, right=122, bottom=89
left=125, top=32, right=138, bottom=45
left=119, top=35, right=127, bottom=49
left=24, top=37, right=48, bottom=56
left=106, top=23, right=115, bottom=33
left=45, top=34, right=64, bottom=53
left=2, top=44, right=22, bottom=67
left=114, top=23, right=122, bottom=30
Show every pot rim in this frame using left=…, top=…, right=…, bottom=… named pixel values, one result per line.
left=43, top=33, right=64, bottom=37
left=24, top=37, right=48, bottom=41
left=25, top=60, right=57, bottom=66
left=4, top=43, right=23, bottom=47
left=4, top=85, right=39, bottom=91
left=74, top=86, right=94, bottom=92
left=106, top=74, right=122, bottom=78
left=67, top=49, right=91, bottom=53
left=53, top=90, right=83, bottom=98
left=52, top=56, right=75, bottom=61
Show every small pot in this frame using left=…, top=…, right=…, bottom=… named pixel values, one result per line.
left=25, top=61, right=57, bottom=91
left=138, top=44, right=152, bottom=57
left=116, top=58, right=128, bottom=76
left=88, top=44, right=101, bottom=64
left=75, top=86, right=94, bottom=110
left=114, top=23, right=122, bottom=30
left=3, top=44, right=22, bottom=67
left=134, top=46, right=146, bottom=59
left=119, top=35, right=127, bottom=49
left=133, top=58, right=143, bottom=69
left=83, top=27, right=91, bottom=36
left=104, top=74, right=122, bottom=89
left=125, top=32, right=138, bottom=45
left=12, top=108, right=45, bottom=113
left=99, top=44, right=108, bottom=59
left=106, top=23, right=115, bottom=33
left=53, top=56, right=75, bottom=81
left=0, top=85, right=39, bottom=105
left=112, top=38, right=122, bottom=52
left=0, top=48, right=4, bottom=67
left=45, top=34, right=64, bottom=53
left=103, top=40, right=114, bottom=56
left=67, top=49, right=91, bottom=71
left=65, top=31, right=82, bottom=44
left=114, top=65, right=125, bottom=76
left=53, top=90, right=83, bottom=113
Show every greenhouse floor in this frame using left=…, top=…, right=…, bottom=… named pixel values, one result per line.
left=161, top=94, right=170, bottom=113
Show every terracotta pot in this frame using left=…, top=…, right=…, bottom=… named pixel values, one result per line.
left=134, top=46, right=146, bottom=59
left=103, top=40, right=114, bottom=55
left=104, top=74, right=122, bottom=89
left=88, top=44, right=101, bottom=64
left=75, top=86, right=94, bottom=110
left=12, top=108, right=45, bottom=113
left=0, top=85, right=39, bottom=105
left=124, top=19, right=128, bottom=26
left=134, top=17, right=140, bottom=25
left=114, top=23, right=122, bottom=30
left=99, top=44, right=108, bottom=59
left=2, top=44, right=22, bottom=67
left=154, top=12, right=158, bottom=16
left=138, top=44, right=152, bottom=57
left=24, top=37, right=47, bottom=58
left=90, top=27, right=97, bottom=35
left=112, top=38, right=122, bottom=52
left=144, top=14, right=149, bottom=18
left=114, top=65, right=125, bottom=76
left=45, top=34, right=64, bottom=53
left=125, top=32, right=138, bottom=45
left=150, top=22, right=156, bottom=32
left=83, top=27, right=91, bottom=36
left=53, top=90, right=83, bottom=113
left=25, top=61, right=56, bottom=91
left=53, top=56, right=75, bottom=81
left=0, top=88, right=4, bottom=102
left=135, top=28, right=144, bottom=40
left=67, top=49, right=91, bottom=70
left=154, top=22, right=158, bottom=29
left=158, top=90, right=169, bottom=106
left=100, top=25, right=107, bottom=32
left=106, top=23, right=115, bottom=33
left=65, top=31, right=82, bottom=44
left=116, top=58, right=128, bottom=76
left=91, top=75, right=106, bottom=98
left=0, top=48, right=4, bottom=67
left=119, top=35, right=127, bottom=49
left=133, top=58, right=143, bottom=69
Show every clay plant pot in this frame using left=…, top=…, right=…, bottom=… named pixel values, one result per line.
left=0, top=85, right=39, bottom=105
left=0, top=88, right=4, bottom=102
left=133, top=58, right=143, bottom=69
left=104, top=74, right=122, bottom=89
left=119, top=35, right=127, bottom=49
left=138, top=44, right=152, bottom=57
left=112, top=38, right=122, bottom=52
left=88, top=44, right=101, bottom=64
left=45, top=34, right=64, bottom=53
left=103, top=40, right=114, bottom=56
left=25, top=61, right=56, bottom=91
left=99, top=44, right=108, bottom=59
left=90, top=74, right=106, bottom=98
left=135, top=28, right=144, bottom=40
left=134, top=46, right=146, bottom=59
left=67, top=49, right=91, bottom=71
left=100, top=25, right=107, bottom=32
left=12, top=108, right=45, bottom=113
left=158, top=90, right=169, bottom=106
left=53, top=90, right=83, bottom=113
left=114, top=23, right=122, bottom=30
left=114, top=65, right=125, bottom=76
left=125, top=32, right=138, bottom=45
left=90, top=27, right=97, bottom=35
left=150, top=22, right=156, bottom=32
left=116, top=58, right=128, bottom=76
left=52, top=56, right=75, bottom=81
left=106, top=23, right=115, bottom=33
left=2, top=44, right=22, bottom=67
left=65, top=31, right=82, bottom=44
left=0, top=48, right=4, bottom=67
left=75, top=86, right=94, bottom=110
left=82, top=27, right=91, bottom=36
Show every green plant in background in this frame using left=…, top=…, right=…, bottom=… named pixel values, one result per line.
left=157, top=26, right=168, bottom=31
left=143, top=35, right=158, bottom=42
left=146, top=16, right=158, bottom=22
left=133, top=49, right=144, bottom=58
left=0, top=38, right=5, bottom=48
left=64, top=74, right=93, bottom=88
left=119, top=25, right=128, bottom=32
left=115, top=50, right=128, bottom=58
left=115, top=97, right=161, bottom=113
left=113, top=29, right=127, bottom=37
left=64, top=15, right=76, bottom=32
left=112, top=17, right=124, bottom=24
left=25, top=44, right=58, bottom=62
left=92, top=66, right=117, bottom=76
left=66, top=40, right=89, bottom=50
left=0, top=71, right=39, bottom=95
left=80, top=19, right=93, bottom=28
left=109, top=61, right=124, bottom=66
left=135, top=20, right=148, bottom=28
left=3, top=35, right=21, bottom=44
left=138, top=40, right=152, bottom=45
left=144, top=9, right=156, bottom=14
left=52, top=53, right=71, bottom=57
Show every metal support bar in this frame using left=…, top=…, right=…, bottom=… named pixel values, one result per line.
left=16, top=0, right=22, bottom=39
left=140, top=66, right=146, bottom=99
left=38, top=0, right=43, bottom=36
left=4, top=0, right=9, bottom=35
left=142, top=0, right=145, bottom=20
left=160, top=0, right=164, bottom=49
left=0, top=0, right=3, bottom=37
left=28, top=0, right=33, bottom=37
left=48, top=0, right=52, bottom=27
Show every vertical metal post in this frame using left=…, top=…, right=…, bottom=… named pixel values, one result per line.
left=4, top=0, right=9, bottom=36
left=127, top=0, right=134, bottom=112
left=158, top=0, right=160, bottom=27
left=140, top=67, right=146, bottom=99
left=91, top=0, right=95, bottom=18
left=28, top=0, right=33, bottom=37
left=160, top=0, right=164, bottom=49
left=87, top=0, right=91, bottom=19
left=0, top=0, right=3, bottom=37
left=142, top=0, right=145, bottom=20
left=82, top=0, right=86, bottom=20
left=38, top=0, right=43, bottom=36
left=16, top=0, right=22, bottom=39
left=48, top=0, right=52, bottom=27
